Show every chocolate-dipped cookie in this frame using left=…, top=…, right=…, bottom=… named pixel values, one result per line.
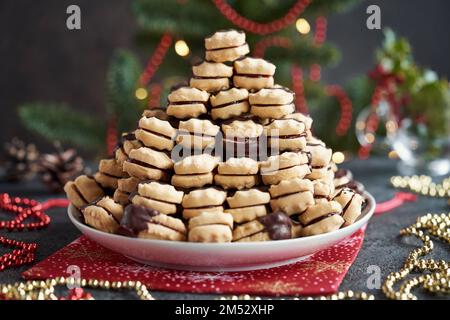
left=232, top=211, right=292, bottom=242
left=118, top=204, right=186, bottom=241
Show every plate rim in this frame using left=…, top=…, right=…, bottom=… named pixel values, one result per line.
left=68, top=191, right=375, bottom=248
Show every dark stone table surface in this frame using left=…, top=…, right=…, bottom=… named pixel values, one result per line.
left=0, top=157, right=448, bottom=300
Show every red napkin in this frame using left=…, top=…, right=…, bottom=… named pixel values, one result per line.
left=23, top=229, right=365, bottom=296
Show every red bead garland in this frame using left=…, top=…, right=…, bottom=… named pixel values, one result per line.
left=325, top=85, right=353, bottom=136
left=139, top=33, right=173, bottom=87
left=0, top=236, right=37, bottom=271
left=148, top=83, right=163, bottom=109
left=291, top=65, right=309, bottom=115
left=0, top=194, right=68, bottom=272
left=106, top=116, right=118, bottom=157
left=212, top=0, right=311, bottom=35
left=253, top=36, right=292, bottom=58
left=313, top=16, right=327, bottom=46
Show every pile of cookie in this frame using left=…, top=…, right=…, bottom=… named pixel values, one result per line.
left=65, top=29, right=366, bottom=243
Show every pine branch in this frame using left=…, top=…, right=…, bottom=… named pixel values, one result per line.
left=18, top=103, right=105, bottom=151
left=106, top=49, right=146, bottom=133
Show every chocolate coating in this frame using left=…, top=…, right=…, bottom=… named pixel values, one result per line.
left=258, top=211, right=292, bottom=240
left=116, top=204, right=160, bottom=237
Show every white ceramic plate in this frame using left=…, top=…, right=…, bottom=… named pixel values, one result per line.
left=68, top=191, right=375, bottom=272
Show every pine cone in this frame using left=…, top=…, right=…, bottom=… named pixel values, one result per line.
left=38, top=145, right=84, bottom=193
left=2, top=138, right=39, bottom=182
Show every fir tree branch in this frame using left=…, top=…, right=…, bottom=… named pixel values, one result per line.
left=106, top=49, right=146, bottom=133
left=18, top=103, right=105, bottom=151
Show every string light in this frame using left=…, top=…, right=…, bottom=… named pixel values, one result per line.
left=296, top=18, right=310, bottom=34
left=135, top=87, right=148, bottom=100
left=388, top=150, right=399, bottom=159
left=175, top=40, right=190, bottom=57
left=332, top=152, right=345, bottom=164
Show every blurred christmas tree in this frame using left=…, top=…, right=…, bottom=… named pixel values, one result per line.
left=18, top=0, right=363, bottom=156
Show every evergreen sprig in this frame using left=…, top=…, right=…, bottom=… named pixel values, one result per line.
left=18, top=103, right=105, bottom=151
left=106, top=49, right=146, bottom=133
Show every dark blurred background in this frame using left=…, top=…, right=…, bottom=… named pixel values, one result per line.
left=1, top=0, right=449, bottom=151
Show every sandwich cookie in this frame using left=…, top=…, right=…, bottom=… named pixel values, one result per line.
left=135, top=116, right=177, bottom=151
left=204, top=29, right=249, bottom=63
left=249, top=87, right=295, bottom=119
left=82, top=196, right=124, bottom=234
left=123, top=147, right=172, bottom=181
left=299, top=201, right=344, bottom=237
left=142, top=108, right=170, bottom=120
left=214, top=157, right=259, bottom=190
left=333, top=188, right=365, bottom=227
left=176, top=119, right=220, bottom=151
left=190, top=61, right=233, bottom=92
left=284, top=112, right=313, bottom=131
left=313, top=180, right=334, bottom=202
left=260, top=152, right=311, bottom=185
left=131, top=180, right=184, bottom=215
left=115, top=132, right=143, bottom=167
left=333, top=169, right=365, bottom=197
left=94, top=159, right=127, bottom=190
left=233, top=57, right=275, bottom=90
left=304, top=137, right=332, bottom=168
left=113, top=176, right=140, bottom=205
left=264, top=117, right=307, bottom=152
left=172, top=154, right=219, bottom=188
left=232, top=211, right=293, bottom=242
left=188, top=212, right=234, bottom=242
left=118, top=204, right=186, bottom=241
left=210, top=88, right=249, bottom=120
left=221, top=118, right=263, bottom=160
left=64, top=175, right=105, bottom=209
left=224, top=188, right=270, bottom=223
left=181, top=187, right=227, bottom=219
left=306, top=164, right=334, bottom=185
left=166, top=86, right=210, bottom=119
left=269, top=178, right=314, bottom=217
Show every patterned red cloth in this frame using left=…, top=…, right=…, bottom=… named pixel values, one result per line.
left=23, top=229, right=365, bottom=296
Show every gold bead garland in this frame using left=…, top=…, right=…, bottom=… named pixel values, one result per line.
left=390, top=175, right=450, bottom=199
left=382, top=213, right=450, bottom=300
left=0, top=277, right=154, bottom=300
